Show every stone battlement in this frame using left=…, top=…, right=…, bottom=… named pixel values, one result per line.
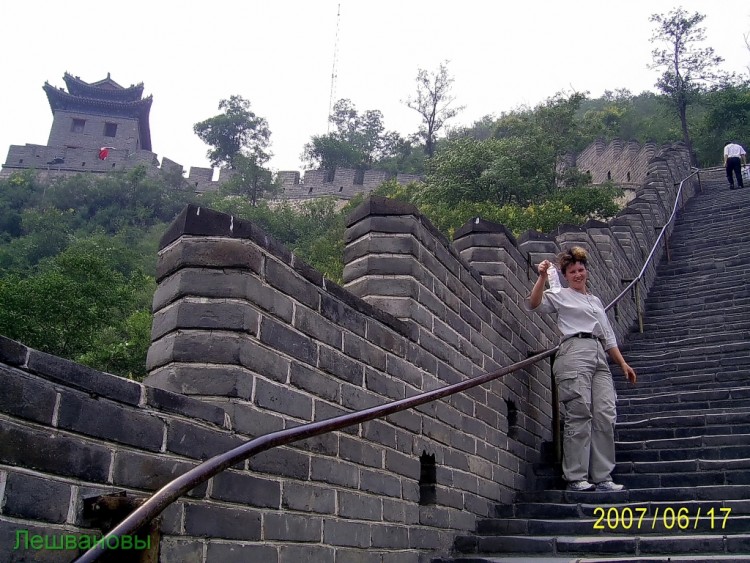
left=277, top=168, right=422, bottom=200
left=0, top=144, right=235, bottom=193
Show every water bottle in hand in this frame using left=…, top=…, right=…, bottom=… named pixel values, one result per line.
left=547, top=264, right=562, bottom=293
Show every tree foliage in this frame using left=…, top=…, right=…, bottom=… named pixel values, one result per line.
left=405, top=61, right=464, bottom=158
left=303, top=99, right=422, bottom=174
left=193, top=95, right=272, bottom=169
left=423, top=92, right=587, bottom=207
left=693, top=80, right=750, bottom=165
left=649, top=8, right=725, bottom=164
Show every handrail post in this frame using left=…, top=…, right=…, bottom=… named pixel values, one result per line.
left=551, top=360, right=561, bottom=463
left=635, top=280, right=644, bottom=334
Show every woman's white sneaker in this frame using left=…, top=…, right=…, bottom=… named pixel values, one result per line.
left=566, top=480, right=596, bottom=491
left=596, top=480, right=625, bottom=492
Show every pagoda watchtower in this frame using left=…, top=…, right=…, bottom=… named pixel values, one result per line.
left=43, top=72, right=153, bottom=153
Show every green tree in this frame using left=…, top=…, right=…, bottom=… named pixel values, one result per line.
left=194, top=95, right=272, bottom=169
left=221, top=154, right=280, bottom=206
left=0, top=239, right=145, bottom=359
left=405, top=61, right=464, bottom=158
left=303, top=99, right=417, bottom=173
left=694, top=80, right=750, bottom=165
left=649, top=8, right=724, bottom=165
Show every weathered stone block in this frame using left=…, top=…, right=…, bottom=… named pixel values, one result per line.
left=167, top=419, right=245, bottom=460
left=0, top=367, right=57, bottom=424
left=3, top=472, right=70, bottom=523
left=323, top=518, right=372, bottom=548
left=0, top=418, right=111, bottom=482
left=211, top=470, right=281, bottom=508
left=184, top=503, right=261, bottom=540
left=112, top=450, right=207, bottom=495
left=57, top=391, right=164, bottom=451
left=27, top=349, right=142, bottom=406
left=259, top=317, right=317, bottom=366
left=255, top=377, right=312, bottom=420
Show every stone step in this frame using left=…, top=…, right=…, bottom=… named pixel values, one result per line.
left=646, top=282, right=750, bottom=301
left=616, top=396, right=750, bottom=415
left=616, top=443, right=750, bottom=464
left=643, top=298, right=750, bottom=315
left=614, top=371, right=750, bottom=394
left=621, top=332, right=750, bottom=352
left=637, top=307, right=750, bottom=325
left=450, top=532, right=750, bottom=559
left=435, top=556, right=750, bottom=563
left=616, top=340, right=750, bottom=363
left=617, top=389, right=750, bottom=406
left=496, top=498, right=750, bottom=519
left=475, top=514, right=750, bottom=536
left=617, top=357, right=750, bottom=377
left=516, top=484, right=750, bottom=504
left=533, top=459, right=750, bottom=481
left=617, top=405, right=750, bottom=423
left=532, top=470, right=750, bottom=492
left=636, top=311, right=750, bottom=330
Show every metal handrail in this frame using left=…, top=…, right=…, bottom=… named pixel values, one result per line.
left=604, top=169, right=699, bottom=316
left=72, top=169, right=701, bottom=563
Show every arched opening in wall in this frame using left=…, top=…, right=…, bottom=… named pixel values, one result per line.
left=607, top=171, right=612, bottom=180
left=627, top=171, right=631, bottom=182
left=419, top=451, right=437, bottom=505
left=325, top=168, right=335, bottom=183
left=81, top=162, right=86, bottom=167
left=505, top=398, right=518, bottom=439
left=338, top=186, right=343, bottom=192
left=308, top=187, right=314, bottom=194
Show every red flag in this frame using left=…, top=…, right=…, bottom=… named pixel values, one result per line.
left=98, top=147, right=115, bottom=160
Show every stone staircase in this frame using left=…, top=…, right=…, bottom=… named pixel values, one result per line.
left=434, top=176, right=750, bottom=562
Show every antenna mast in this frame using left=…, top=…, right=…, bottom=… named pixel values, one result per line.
left=327, top=3, right=341, bottom=133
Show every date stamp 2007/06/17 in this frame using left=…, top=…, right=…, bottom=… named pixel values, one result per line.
left=592, top=506, right=732, bottom=531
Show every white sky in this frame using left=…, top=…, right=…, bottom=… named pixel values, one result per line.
left=2, top=1, right=749, bottom=174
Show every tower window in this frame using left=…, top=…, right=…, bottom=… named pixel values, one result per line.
left=71, top=119, right=85, bottom=133
left=104, top=123, right=118, bottom=137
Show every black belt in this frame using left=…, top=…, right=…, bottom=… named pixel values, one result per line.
left=571, top=332, right=597, bottom=339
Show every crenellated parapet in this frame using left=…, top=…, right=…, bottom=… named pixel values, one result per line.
left=278, top=167, right=421, bottom=200
left=574, top=138, right=663, bottom=187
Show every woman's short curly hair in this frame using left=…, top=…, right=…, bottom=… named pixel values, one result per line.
left=557, top=246, right=588, bottom=274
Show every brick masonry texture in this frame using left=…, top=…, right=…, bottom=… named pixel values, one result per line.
left=0, top=141, right=694, bottom=562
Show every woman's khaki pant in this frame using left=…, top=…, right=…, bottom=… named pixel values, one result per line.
left=553, top=338, right=617, bottom=484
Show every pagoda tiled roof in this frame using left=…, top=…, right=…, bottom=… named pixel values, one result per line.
left=43, top=75, right=152, bottom=151
left=63, top=72, right=145, bottom=102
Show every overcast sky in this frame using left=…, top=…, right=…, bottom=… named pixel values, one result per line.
left=2, top=1, right=749, bottom=174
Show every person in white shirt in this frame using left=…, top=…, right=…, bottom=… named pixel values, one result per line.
left=723, top=141, right=747, bottom=190
left=526, top=246, right=637, bottom=492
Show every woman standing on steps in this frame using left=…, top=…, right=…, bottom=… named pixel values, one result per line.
left=526, top=246, right=637, bottom=492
